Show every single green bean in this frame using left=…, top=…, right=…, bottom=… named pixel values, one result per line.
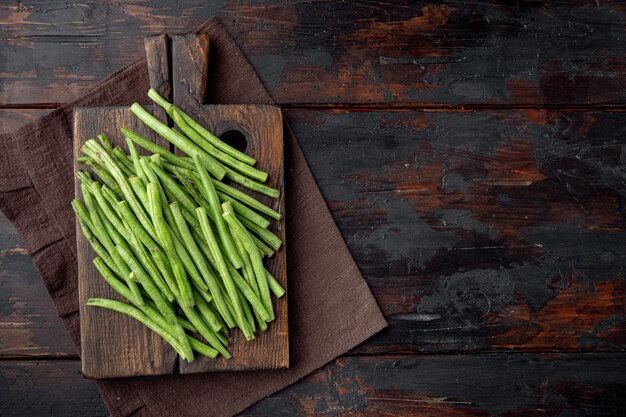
left=193, top=155, right=243, bottom=269
left=77, top=218, right=122, bottom=278
left=130, top=103, right=226, bottom=179
left=266, top=269, right=285, bottom=298
left=222, top=202, right=273, bottom=321
left=97, top=133, right=113, bottom=153
left=148, top=88, right=256, bottom=166
left=86, top=298, right=191, bottom=361
left=77, top=155, right=91, bottom=163
left=126, top=138, right=145, bottom=182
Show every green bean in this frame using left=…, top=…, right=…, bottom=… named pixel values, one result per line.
left=128, top=176, right=150, bottom=213
left=197, top=206, right=246, bottom=327
left=112, top=146, right=134, bottom=176
left=139, top=302, right=217, bottom=359
left=101, top=185, right=121, bottom=205
left=122, top=127, right=194, bottom=170
left=89, top=182, right=125, bottom=233
left=148, top=88, right=256, bottom=166
left=77, top=218, right=122, bottom=278
left=240, top=216, right=282, bottom=251
left=130, top=103, right=226, bottom=179
left=77, top=155, right=91, bottom=163
left=250, top=233, right=275, bottom=258
left=82, top=183, right=115, bottom=252
left=126, top=138, right=145, bottom=182
left=193, top=155, right=243, bottom=269
left=266, top=269, right=285, bottom=298
left=178, top=302, right=231, bottom=358
left=239, top=293, right=255, bottom=340
left=115, top=244, right=194, bottom=359
left=188, top=337, right=219, bottom=359
left=171, top=227, right=209, bottom=293
left=215, top=329, right=229, bottom=346
left=148, top=183, right=194, bottom=308
left=87, top=162, right=122, bottom=195
left=212, top=179, right=281, bottom=220
left=193, top=290, right=222, bottom=333
left=218, top=193, right=270, bottom=229
left=97, top=133, right=113, bottom=153
left=232, top=232, right=260, bottom=299
left=223, top=166, right=279, bottom=198
left=148, top=161, right=198, bottom=213
left=93, top=257, right=137, bottom=303
left=86, top=298, right=191, bottom=361
left=97, top=215, right=144, bottom=306
left=222, top=202, right=273, bottom=321
left=117, top=202, right=175, bottom=302
left=170, top=108, right=268, bottom=182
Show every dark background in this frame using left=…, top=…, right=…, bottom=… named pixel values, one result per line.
left=1, top=1, right=625, bottom=415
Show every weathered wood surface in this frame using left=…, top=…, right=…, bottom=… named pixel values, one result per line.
left=3, top=108, right=626, bottom=357
left=2, top=354, right=625, bottom=417
left=3, top=1, right=626, bottom=106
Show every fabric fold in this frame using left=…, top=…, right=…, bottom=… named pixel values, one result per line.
left=0, top=17, right=386, bottom=417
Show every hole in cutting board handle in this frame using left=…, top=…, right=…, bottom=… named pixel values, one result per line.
left=219, top=130, right=248, bottom=153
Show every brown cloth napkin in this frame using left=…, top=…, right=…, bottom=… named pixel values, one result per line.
left=0, top=17, right=386, bottom=417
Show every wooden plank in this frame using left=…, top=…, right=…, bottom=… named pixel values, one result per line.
left=3, top=1, right=626, bottom=106
left=2, top=108, right=624, bottom=357
left=74, top=107, right=178, bottom=378
left=2, top=354, right=625, bottom=416
left=0, top=360, right=106, bottom=417
left=0, top=215, right=75, bottom=357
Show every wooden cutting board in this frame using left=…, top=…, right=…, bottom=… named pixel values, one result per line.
left=74, top=34, right=288, bottom=379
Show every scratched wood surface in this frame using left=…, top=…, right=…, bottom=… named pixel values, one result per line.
left=3, top=0, right=626, bottom=106
left=1, top=0, right=626, bottom=415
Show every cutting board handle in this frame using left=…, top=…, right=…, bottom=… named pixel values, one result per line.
left=172, top=34, right=210, bottom=109
left=144, top=34, right=210, bottom=113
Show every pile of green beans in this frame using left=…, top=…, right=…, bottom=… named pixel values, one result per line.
left=73, top=89, right=285, bottom=361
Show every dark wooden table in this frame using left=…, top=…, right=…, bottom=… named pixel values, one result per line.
left=1, top=1, right=625, bottom=416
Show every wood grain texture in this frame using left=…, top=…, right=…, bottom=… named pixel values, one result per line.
left=3, top=1, right=626, bottom=106
left=2, top=354, right=625, bottom=417
left=0, top=215, right=75, bottom=357
left=172, top=34, right=209, bottom=109
left=74, top=107, right=178, bottom=378
left=144, top=34, right=172, bottom=128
